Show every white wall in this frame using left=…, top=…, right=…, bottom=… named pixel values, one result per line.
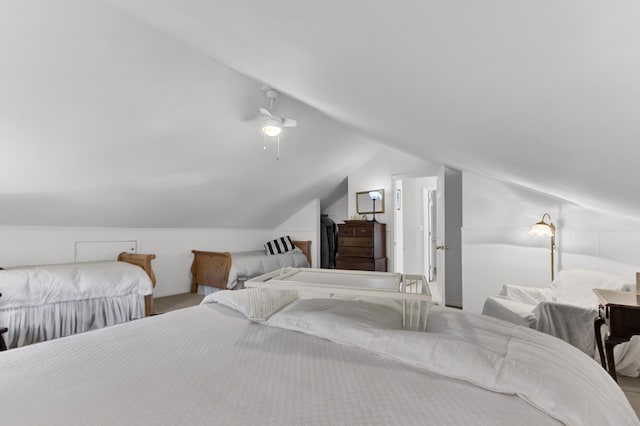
left=0, top=226, right=274, bottom=297
left=462, top=171, right=640, bottom=313
left=347, top=147, right=441, bottom=271
left=322, top=194, right=348, bottom=223
left=274, top=199, right=321, bottom=268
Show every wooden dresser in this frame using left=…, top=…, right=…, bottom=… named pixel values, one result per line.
left=336, top=221, right=387, bottom=272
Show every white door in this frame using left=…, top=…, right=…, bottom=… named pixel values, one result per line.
left=435, top=167, right=446, bottom=305
left=435, top=166, right=463, bottom=308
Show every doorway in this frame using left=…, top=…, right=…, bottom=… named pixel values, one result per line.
left=392, top=167, right=462, bottom=308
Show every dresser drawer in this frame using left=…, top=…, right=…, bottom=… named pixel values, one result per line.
left=336, top=258, right=375, bottom=271
left=339, top=246, right=374, bottom=258
left=338, top=224, right=374, bottom=237
left=338, top=236, right=373, bottom=248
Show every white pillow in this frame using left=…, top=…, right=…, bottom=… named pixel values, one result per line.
left=551, top=269, right=634, bottom=307
left=201, top=289, right=252, bottom=317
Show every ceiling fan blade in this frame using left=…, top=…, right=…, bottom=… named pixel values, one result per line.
left=282, top=118, right=297, bottom=128
left=259, top=107, right=273, bottom=118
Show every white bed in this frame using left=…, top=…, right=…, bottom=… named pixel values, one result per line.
left=0, top=252, right=155, bottom=348
left=191, top=240, right=311, bottom=294
left=1, top=287, right=636, bottom=425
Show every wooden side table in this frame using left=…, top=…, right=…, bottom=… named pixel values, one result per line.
left=593, top=288, right=640, bottom=382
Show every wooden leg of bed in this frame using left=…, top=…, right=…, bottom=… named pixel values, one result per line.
left=145, top=295, right=154, bottom=316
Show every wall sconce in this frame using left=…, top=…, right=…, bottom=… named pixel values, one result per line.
left=369, top=191, right=382, bottom=223
left=529, top=213, right=556, bottom=280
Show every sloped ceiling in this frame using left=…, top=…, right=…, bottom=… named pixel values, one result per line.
left=3, top=0, right=640, bottom=228
left=0, top=0, right=380, bottom=227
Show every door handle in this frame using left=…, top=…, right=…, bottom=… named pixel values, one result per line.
left=435, top=245, right=449, bottom=250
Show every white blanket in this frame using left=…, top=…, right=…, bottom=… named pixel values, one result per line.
left=0, top=261, right=153, bottom=308
left=1, top=303, right=562, bottom=425
left=205, top=291, right=639, bottom=426
left=484, top=282, right=640, bottom=377
left=225, top=250, right=309, bottom=289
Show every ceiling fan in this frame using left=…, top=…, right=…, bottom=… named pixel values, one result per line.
left=259, top=87, right=297, bottom=137
left=259, top=87, right=296, bottom=159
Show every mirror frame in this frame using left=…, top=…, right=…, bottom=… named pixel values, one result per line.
left=356, top=189, right=385, bottom=214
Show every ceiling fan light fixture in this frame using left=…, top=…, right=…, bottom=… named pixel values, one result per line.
left=262, top=119, right=282, bottom=136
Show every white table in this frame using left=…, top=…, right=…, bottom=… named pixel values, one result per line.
left=245, top=268, right=433, bottom=330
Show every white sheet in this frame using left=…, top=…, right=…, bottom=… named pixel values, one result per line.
left=1, top=303, right=562, bottom=425
left=0, top=261, right=153, bottom=308
left=207, top=291, right=638, bottom=425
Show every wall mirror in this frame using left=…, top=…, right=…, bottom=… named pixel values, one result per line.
left=356, top=189, right=385, bottom=214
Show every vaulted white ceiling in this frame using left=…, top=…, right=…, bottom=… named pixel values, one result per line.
left=2, top=0, right=640, bottom=227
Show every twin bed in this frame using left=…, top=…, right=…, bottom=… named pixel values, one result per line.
left=1, top=272, right=637, bottom=424
left=0, top=252, right=156, bottom=348
left=1, top=240, right=309, bottom=349
left=190, top=240, right=311, bottom=293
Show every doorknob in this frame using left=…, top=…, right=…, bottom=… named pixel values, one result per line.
left=435, top=245, right=449, bottom=250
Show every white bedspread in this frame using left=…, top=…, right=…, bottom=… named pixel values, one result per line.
left=207, top=291, right=639, bottom=425
left=198, top=250, right=308, bottom=291
left=1, top=303, right=563, bottom=425
left=0, top=261, right=153, bottom=308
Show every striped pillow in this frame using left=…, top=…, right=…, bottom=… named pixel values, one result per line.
left=265, top=236, right=296, bottom=255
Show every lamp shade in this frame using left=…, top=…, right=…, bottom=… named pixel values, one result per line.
left=369, top=191, right=382, bottom=201
left=529, top=222, right=554, bottom=237
left=529, top=213, right=555, bottom=237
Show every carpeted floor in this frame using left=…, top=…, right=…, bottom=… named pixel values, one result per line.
left=153, top=292, right=640, bottom=417
left=154, top=292, right=203, bottom=314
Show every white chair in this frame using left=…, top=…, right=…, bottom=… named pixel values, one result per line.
left=482, top=269, right=640, bottom=376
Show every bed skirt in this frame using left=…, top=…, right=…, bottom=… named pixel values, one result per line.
left=0, top=294, right=146, bottom=348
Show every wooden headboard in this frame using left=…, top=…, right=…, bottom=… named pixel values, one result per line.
left=117, top=252, right=157, bottom=316
left=292, top=240, right=312, bottom=268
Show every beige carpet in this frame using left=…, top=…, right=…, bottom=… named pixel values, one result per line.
left=153, top=292, right=640, bottom=417
left=153, top=293, right=204, bottom=314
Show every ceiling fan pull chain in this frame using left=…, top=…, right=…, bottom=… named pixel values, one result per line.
left=263, top=133, right=267, bottom=150
left=277, top=135, right=280, bottom=160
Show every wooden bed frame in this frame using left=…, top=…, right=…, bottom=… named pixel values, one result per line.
left=117, top=252, right=157, bottom=316
left=190, top=240, right=311, bottom=293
